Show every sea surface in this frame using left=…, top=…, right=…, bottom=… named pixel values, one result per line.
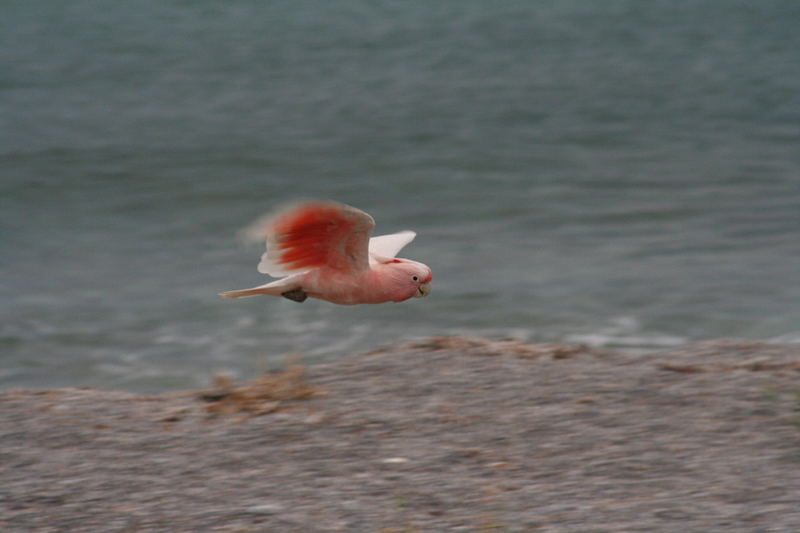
left=2, top=1, right=799, bottom=392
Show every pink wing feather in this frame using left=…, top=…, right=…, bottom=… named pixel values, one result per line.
left=257, top=202, right=376, bottom=276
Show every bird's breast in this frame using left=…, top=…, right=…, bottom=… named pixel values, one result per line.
left=302, top=268, right=388, bottom=305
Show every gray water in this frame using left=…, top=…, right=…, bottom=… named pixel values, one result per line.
left=3, top=1, right=800, bottom=392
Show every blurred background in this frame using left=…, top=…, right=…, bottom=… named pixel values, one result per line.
left=2, top=1, right=799, bottom=392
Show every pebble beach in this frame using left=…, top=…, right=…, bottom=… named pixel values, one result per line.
left=3, top=337, right=799, bottom=532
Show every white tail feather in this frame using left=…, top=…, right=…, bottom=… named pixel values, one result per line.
left=218, top=276, right=300, bottom=299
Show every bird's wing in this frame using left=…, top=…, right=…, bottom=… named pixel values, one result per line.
left=254, top=202, right=375, bottom=277
left=368, top=231, right=417, bottom=264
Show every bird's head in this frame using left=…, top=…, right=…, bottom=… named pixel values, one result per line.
left=378, top=259, right=433, bottom=301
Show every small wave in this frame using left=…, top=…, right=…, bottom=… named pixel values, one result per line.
left=563, top=316, right=687, bottom=350
left=564, top=333, right=687, bottom=349
left=768, top=332, right=800, bottom=344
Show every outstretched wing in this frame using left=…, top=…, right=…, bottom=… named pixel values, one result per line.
left=254, top=202, right=375, bottom=277
left=368, top=231, right=417, bottom=264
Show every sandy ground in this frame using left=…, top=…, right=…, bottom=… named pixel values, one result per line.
left=2, top=337, right=800, bottom=532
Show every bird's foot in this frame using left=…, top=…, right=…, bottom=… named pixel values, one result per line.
left=281, top=288, right=308, bottom=303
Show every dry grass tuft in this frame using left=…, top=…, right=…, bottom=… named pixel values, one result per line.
left=400, top=336, right=601, bottom=360
left=200, top=358, right=320, bottom=416
left=660, top=360, right=800, bottom=374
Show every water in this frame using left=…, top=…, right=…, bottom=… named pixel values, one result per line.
left=2, top=1, right=799, bottom=392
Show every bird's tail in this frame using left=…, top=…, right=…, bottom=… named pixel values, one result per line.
left=219, top=286, right=275, bottom=299
left=219, top=276, right=300, bottom=299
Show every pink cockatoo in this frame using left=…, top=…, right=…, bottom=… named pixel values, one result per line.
left=219, top=201, right=432, bottom=305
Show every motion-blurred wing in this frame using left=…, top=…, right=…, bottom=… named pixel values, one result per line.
left=253, top=202, right=375, bottom=277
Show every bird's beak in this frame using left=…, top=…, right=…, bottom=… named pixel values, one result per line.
left=415, top=282, right=432, bottom=298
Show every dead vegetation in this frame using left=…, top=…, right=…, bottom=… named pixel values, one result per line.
left=660, top=360, right=800, bottom=374
left=653, top=340, right=800, bottom=375
left=395, top=335, right=604, bottom=360
left=199, top=358, right=320, bottom=416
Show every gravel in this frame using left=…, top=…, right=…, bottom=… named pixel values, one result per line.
left=2, top=337, right=799, bottom=532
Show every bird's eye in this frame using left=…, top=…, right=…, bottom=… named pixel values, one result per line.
left=412, top=275, right=419, bottom=282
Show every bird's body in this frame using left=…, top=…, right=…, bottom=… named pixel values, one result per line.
left=220, top=201, right=432, bottom=305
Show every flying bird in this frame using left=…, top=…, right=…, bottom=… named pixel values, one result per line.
left=220, top=201, right=432, bottom=305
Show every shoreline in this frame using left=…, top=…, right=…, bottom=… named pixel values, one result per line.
left=3, top=337, right=800, bottom=532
